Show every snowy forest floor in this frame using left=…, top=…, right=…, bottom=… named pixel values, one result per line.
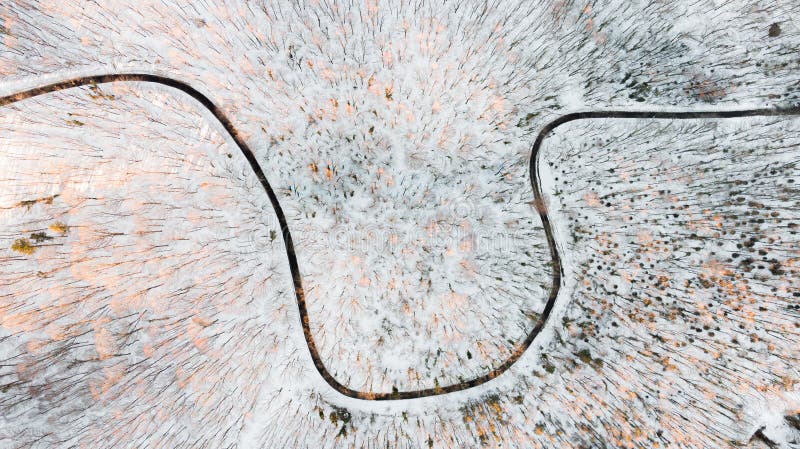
left=1, top=1, right=800, bottom=448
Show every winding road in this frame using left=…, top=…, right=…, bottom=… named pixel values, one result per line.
left=1, top=73, right=797, bottom=400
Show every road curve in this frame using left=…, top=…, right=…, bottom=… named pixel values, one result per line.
left=1, top=73, right=797, bottom=400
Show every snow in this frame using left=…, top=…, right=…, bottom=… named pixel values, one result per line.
left=0, top=1, right=799, bottom=448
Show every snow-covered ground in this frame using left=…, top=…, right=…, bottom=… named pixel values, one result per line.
left=0, top=82, right=296, bottom=447
left=0, top=1, right=799, bottom=448
left=540, top=116, right=800, bottom=449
